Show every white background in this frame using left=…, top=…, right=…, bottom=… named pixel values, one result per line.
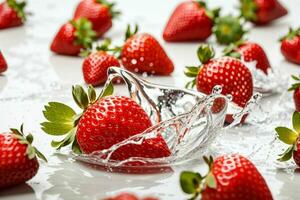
left=0, top=0, right=300, bottom=199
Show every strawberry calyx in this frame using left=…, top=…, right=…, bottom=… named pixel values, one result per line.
left=288, top=75, right=300, bottom=91
left=279, top=27, right=300, bottom=42
left=196, top=1, right=220, bottom=22
left=240, top=0, right=257, bottom=22
left=10, top=124, right=47, bottom=162
left=180, top=156, right=217, bottom=200
left=7, top=0, right=26, bottom=22
left=213, top=15, right=246, bottom=45
left=275, top=111, right=300, bottom=162
left=222, top=39, right=246, bottom=59
left=96, top=0, right=121, bottom=18
left=184, top=44, right=215, bottom=89
left=71, top=18, right=97, bottom=52
left=41, top=84, right=114, bottom=154
left=124, top=24, right=139, bottom=41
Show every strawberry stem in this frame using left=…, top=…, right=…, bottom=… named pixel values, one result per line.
left=7, top=0, right=27, bottom=22
left=10, top=124, right=47, bottom=162
left=240, top=0, right=257, bottom=22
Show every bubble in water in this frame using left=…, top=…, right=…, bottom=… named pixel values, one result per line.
left=131, top=59, right=137, bottom=65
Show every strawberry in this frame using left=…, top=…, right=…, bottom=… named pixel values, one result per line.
left=0, top=125, right=46, bottom=189
left=240, top=0, right=287, bottom=25
left=162, top=1, right=219, bottom=42
left=223, top=40, right=271, bottom=74
left=275, top=111, right=300, bottom=167
left=104, top=193, right=159, bottom=200
left=41, top=85, right=171, bottom=164
left=120, top=25, right=174, bottom=75
left=50, top=18, right=96, bottom=56
left=185, top=44, right=253, bottom=109
left=82, top=40, right=121, bottom=86
left=73, top=0, right=120, bottom=38
left=180, top=155, right=273, bottom=200
left=280, top=27, right=300, bottom=65
left=213, top=15, right=246, bottom=45
left=0, top=51, right=8, bottom=73
left=288, top=75, right=300, bottom=112
left=0, top=0, right=26, bottom=29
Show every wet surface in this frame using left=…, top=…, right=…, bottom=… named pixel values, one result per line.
left=1, top=0, right=300, bottom=199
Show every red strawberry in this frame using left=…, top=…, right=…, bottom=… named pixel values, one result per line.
left=41, top=85, right=171, bottom=165
left=82, top=39, right=121, bottom=86
left=275, top=111, right=300, bottom=167
left=104, top=193, right=159, bottom=200
left=185, top=44, right=253, bottom=108
left=180, top=155, right=273, bottom=200
left=0, top=51, right=8, bottom=73
left=223, top=40, right=271, bottom=74
left=73, top=0, right=120, bottom=38
left=280, top=27, right=300, bottom=65
left=120, top=25, right=174, bottom=75
left=213, top=15, right=246, bottom=45
left=50, top=18, right=96, bottom=56
left=163, top=1, right=219, bottom=42
left=288, top=75, right=300, bottom=112
left=0, top=0, right=26, bottom=29
left=0, top=125, right=46, bottom=189
left=240, top=0, right=287, bottom=25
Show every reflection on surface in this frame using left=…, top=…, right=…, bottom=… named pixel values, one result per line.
left=36, top=154, right=174, bottom=200
left=0, top=183, right=34, bottom=197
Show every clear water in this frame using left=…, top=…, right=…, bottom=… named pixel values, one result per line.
left=74, top=67, right=260, bottom=173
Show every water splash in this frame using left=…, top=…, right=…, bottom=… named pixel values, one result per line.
left=243, top=60, right=289, bottom=96
left=73, top=67, right=259, bottom=173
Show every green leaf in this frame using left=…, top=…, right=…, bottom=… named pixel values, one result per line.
left=275, top=127, right=298, bottom=145
left=41, top=122, right=74, bottom=136
left=72, top=137, right=82, bottom=154
left=72, top=85, right=89, bottom=110
left=34, top=147, right=47, bottom=162
left=26, top=134, right=33, bottom=144
left=205, top=172, right=217, bottom=189
left=88, top=85, right=97, bottom=103
left=197, top=44, right=215, bottom=64
left=99, top=82, right=114, bottom=99
left=293, top=111, right=300, bottom=133
left=50, top=128, right=77, bottom=150
left=291, top=75, right=300, bottom=81
left=180, top=171, right=202, bottom=194
left=278, top=145, right=295, bottom=162
left=43, top=102, right=76, bottom=123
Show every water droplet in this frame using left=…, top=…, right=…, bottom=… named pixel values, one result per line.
left=140, top=57, right=144, bottom=62
left=149, top=62, right=154, bottom=67
left=134, top=68, right=139, bottom=72
left=142, top=72, right=148, bottom=77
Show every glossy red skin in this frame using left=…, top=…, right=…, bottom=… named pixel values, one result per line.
left=202, top=154, right=273, bottom=200
left=254, top=0, right=287, bottom=25
left=76, top=96, right=171, bottom=161
left=105, top=193, right=159, bottom=200
left=0, top=133, right=39, bottom=189
left=163, top=1, right=213, bottom=42
left=50, top=23, right=82, bottom=56
left=196, top=57, right=253, bottom=108
left=74, top=0, right=112, bottom=37
left=293, top=88, right=300, bottom=112
left=281, top=36, right=300, bottom=65
left=0, top=52, right=8, bottom=73
left=0, top=2, right=23, bottom=29
left=293, top=138, right=300, bottom=167
left=82, top=51, right=120, bottom=86
left=237, top=42, right=271, bottom=74
left=121, top=33, right=174, bottom=75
